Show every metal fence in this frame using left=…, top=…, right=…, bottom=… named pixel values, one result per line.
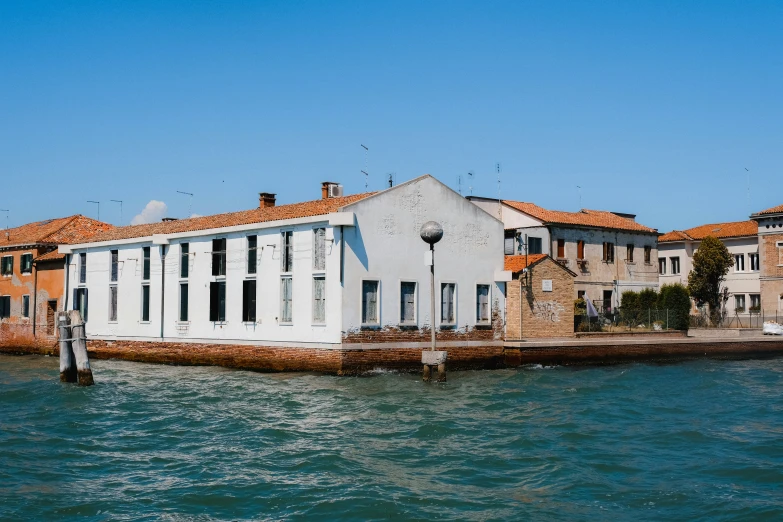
left=689, top=310, right=782, bottom=329
left=574, top=309, right=679, bottom=332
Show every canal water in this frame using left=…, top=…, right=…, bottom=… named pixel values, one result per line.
left=1, top=355, right=782, bottom=521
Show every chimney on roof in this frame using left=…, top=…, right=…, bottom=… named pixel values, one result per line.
left=162, top=217, right=178, bottom=222
left=321, top=182, right=343, bottom=199
left=259, top=192, right=276, bottom=208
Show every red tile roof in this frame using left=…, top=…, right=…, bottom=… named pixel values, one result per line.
left=34, top=249, right=66, bottom=263
left=659, top=220, right=757, bottom=243
left=80, top=193, right=375, bottom=244
left=502, top=200, right=657, bottom=233
left=504, top=254, right=548, bottom=272
left=0, top=215, right=114, bottom=250
left=755, top=203, right=783, bottom=215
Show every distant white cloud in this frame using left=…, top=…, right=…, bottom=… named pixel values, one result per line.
left=132, top=200, right=168, bottom=225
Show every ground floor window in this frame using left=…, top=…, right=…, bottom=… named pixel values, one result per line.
left=141, top=285, right=150, bottom=322
left=0, top=295, right=11, bottom=318
left=179, top=283, right=188, bottom=322
left=74, top=288, right=88, bottom=322
left=243, top=279, right=257, bottom=322
left=441, top=283, right=456, bottom=325
left=400, top=281, right=416, bottom=324
left=734, top=294, right=745, bottom=312
left=750, top=294, right=761, bottom=311
left=312, top=276, right=325, bottom=324
left=280, top=277, right=293, bottom=323
left=362, top=280, right=379, bottom=325
left=476, top=284, right=490, bottom=323
left=22, top=295, right=30, bottom=318
left=109, top=286, right=118, bottom=322
left=209, top=281, right=226, bottom=322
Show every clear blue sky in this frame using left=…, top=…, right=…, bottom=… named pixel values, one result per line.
left=1, top=1, right=781, bottom=232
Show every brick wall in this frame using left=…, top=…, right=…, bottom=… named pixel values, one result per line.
left=760, top=232, right=783, bottom=310
left=342, top=322, right=502, bottom=344
left=511, top=258, right=575, bottom=339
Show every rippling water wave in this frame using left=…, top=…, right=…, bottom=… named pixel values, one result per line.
left=1, top=355, right=782, bottom=521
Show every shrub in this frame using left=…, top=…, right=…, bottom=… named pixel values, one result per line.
left=658, top=283, right=692, bottom=330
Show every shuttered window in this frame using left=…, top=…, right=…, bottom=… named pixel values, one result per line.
left=74, top=288, right=88, bottom=322
left=362, top=281, right=379, bottom=324
left=209, top=281, right=226, bottom=322
left=0, top=296, right=10, bottom=318
left=141, top=285, right=150, bottom=322
left=180, top=243, right=189, bottom=278
left=644, top=246, right=652, bottom=264
left=627, top=244, right=634, bottom=263
left=557, top=239, right=565, bottom=259
left=577, top=240, right=585, bottom=260
left=109, top=286, right=118, bottom=322
left=313, top=276, right=326, bottom=323
left=280, top=277, right=293, bottom=323
left=476, top=285, right=490, bottom=323
left=142, top=247, right=151, bottom=280
left=281, top=231, right=294, bottom=272
left=110, top=250, right=119, bottom=282
left=313, top=228, right=326, bottom=271
left=441, top=283, right=456, bottom=324
left=179, top=283, right=189, bottom=321
left=504, top=236, right=515, bottom=255
left=212, top=239, right=226, bottom=277
left=20, top=254, right=33, bottom=274
left=602, top=242, right=614, bottom=263
left=243, top=279, right=257, bottom=322
left=0, top=256, right=12, bottom=276
left=247, top=236, right=257, bottom=275
left=400, top=282, right=416, bottom=323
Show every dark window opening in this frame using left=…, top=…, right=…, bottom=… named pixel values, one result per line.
left=281, top=231, right=294, bottom=272
left=209, top=281, right=226, bottom=322
left=142, top=247, right=151, bottom=280
left=212, top=239, right=226, bottom=277
left=0, top=296, right=10, bottom=318
left=179, top=283, right=189, bottom=322
left=557, top=239, right=565, bottom=259
left=110, top=250, right=119, bottom=282
left=247, top=236, right=257, bottom=275
left=243, top=279, right=257, bottom=322
left=141, top=285, right=150, bottom=322
left=79, top=253, right=87, bottom=283
left=21, top=254, right=33, bottom=274
left=22, top=295, right=30, bottom=318
left=74, top=287, right=88, bottom=322
left=180, top=243, right=189, bottom=278
left=528, top=237, right=543, bottom=255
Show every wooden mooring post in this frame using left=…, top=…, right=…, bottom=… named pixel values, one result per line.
left=58, top=311, right=94, bottom=386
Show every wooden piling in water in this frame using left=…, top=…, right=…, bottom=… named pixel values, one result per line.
left=69, top=310, right=94, bottom=386
left=58, top=313, right=76, bottom=383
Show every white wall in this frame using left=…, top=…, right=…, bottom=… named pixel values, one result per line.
left=341, top=176, right=506, bottom=332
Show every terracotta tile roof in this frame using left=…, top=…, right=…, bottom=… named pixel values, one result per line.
left=34, top=249, right=66, bottom=263
left=755, top=203, right=783, bottom=215
left=0, top=215, right=114, bottom=250
left=80, top=193, right=376, bottom=244
left=659, top=220, right=757, bottom=243
left=502, top=200, right=657, bottom=233
left=504, top=254, right=548, bottom=272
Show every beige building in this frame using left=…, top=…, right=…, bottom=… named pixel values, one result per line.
left=751, top=204, right=783, bottom=313
left=658, top=221, right=760, bottom=315
left=468, top=197, right=659, bottom=312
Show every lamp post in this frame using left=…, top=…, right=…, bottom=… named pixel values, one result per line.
left=420, top=221, right=446, bottom=382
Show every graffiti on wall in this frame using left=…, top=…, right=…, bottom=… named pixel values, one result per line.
left=533, top=300, right=565, bottom=323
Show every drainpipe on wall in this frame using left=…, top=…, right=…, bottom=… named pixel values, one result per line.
left=63, top=254, right=70, bottom=311
left=160, top=245, right=167, bottom=339
left=339, top=225, right=345, bottom=285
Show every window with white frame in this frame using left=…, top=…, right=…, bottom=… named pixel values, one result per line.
left=109, top=286, right=118, bottom=322
left=280, top=276, right=293, bottom=323
left=281, top=231, right=294, bottom=272
left=362, top=280, right=379, bottom=325
left=400, top=281, right=416, bottom=324
left=22, top=295, right=30, bottom=318
left=179, top=283, right=189, bottom=322
left=734, top=254, right=745, bottom=272
left=1, top=256, right=12, bottom=276
left=20, top=254, right=33, bottom=274
left=142, top=247, right=151, bottom=280
left=211, top=239, right=226, bottom=277
left=243, top=279, right=257, bottom=322
left=313, top=228, right=326, bottom=271
left=79, top=253, right=87, bottom=283
left=180, top=243, right=190, bottom=279
left=141, top=285, right=150, bottom=322
left=476, top=284, right=490, bottom=323
left=247, top=235, right=257, bottom=275
left=749, top=252, right=759, bottom=272
left=441, top=283, right=456, bottom=325
left=670, top=257, right=680, bottom=275
left=750, top=294, right=761, bottom=311
left=312, top=276, right=326, bottom=324
left=209, top=281, right=226, bottom=322
left=734, top=294, right=745, bottom=312
left=659, top=258, right=667, bottom=275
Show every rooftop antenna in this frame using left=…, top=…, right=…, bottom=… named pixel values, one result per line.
left=177, top=191, right=194, bottom=217
left=87, top=200, right=100, bottom=221
left=577, top=185, right=582, bottom=209
left=496, top=162, right=502, bottom=220
left=387, top=172, right=395, bottom=188
left=361, top=144, right=369, bottom=190
left=468, top=171, right=474, bottom=196
left=110, top=199, right=123, bottom=225
left=457, top=174, right=462, bottom=195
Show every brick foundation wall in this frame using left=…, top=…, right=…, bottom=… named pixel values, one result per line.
left=0, top=323, right=55, bottom=352
left=342, top=324, right=500, bottom=344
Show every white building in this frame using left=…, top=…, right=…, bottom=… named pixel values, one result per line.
left=60, top=176, right=508, bottom=348
left=658, top=220, right=760, bottom=315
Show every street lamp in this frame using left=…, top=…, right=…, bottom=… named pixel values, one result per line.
left=420, top=221, right=446, bottom=382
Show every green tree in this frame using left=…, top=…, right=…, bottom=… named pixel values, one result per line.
left=687, top=236, right=734, bottom=324
left=658, top=283, right=692, bottom=330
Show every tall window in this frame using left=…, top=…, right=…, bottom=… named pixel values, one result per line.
left=0, top=295, right=9, bottom=318
left=280, top=277, right=293, bottom=323
left=312, top=276, right=326, bottom=324
left=109, top=286, right=118, bottom=322
left=79, top=253, right=87, bottom=283
left=504, top=232, right=515, bottom=255
left=528, top=237, right=543, bottom=255
left=779, top=242, right=783, bottom=265
left=141, top=285, right=150, bottom=322
left=313, top=228, right=326, bottom=271
left=209, top=281, right=226, bottom=321
left=179, top=283, right=189, bottom=321
left=627, top=244, right=634, bottom=263
left=749, top=253, right=759, bottom=272
left=212, top=239, right=226, bottom=277
left=0, top=256, right=12, bottom=276
left=644, top=246, right=652, bottom=264
left=734, top=254, right=745, bottom=272
left=671, top=257, right=681, bottom=275
left=74, top=288, right=88, bottom=322
left=556, top=239, right=565, bottom=258
left=602, top=242, right=614, bottom=263
left=400, top=282, right=416, bottom=324
left=577, top=240, right=585, bottom=260
left=20, top=254, right=33, bottom=274
left=180, top=243, right=189, bottom=278
left=476, top=284, right=490, bottom=323
left=441, top=283, right=456, bottom=325
left=750, top=294, right=761, bottom=311
left=659, top=258, right=667, bottom=275
left=362, top=280, right=379, bottom=324
left=243, top=279, right=257, bottom=322
left=735, top=294, right=746, bottom=312
left=22, top=295, right=30, bottom=318
left=110, top=250, right=119, bottom=282
left=281, top=231, right=294, bottom=272
left=247, top=235, right=257, bottom=275
left=142, top=247, right=151, bottom=280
